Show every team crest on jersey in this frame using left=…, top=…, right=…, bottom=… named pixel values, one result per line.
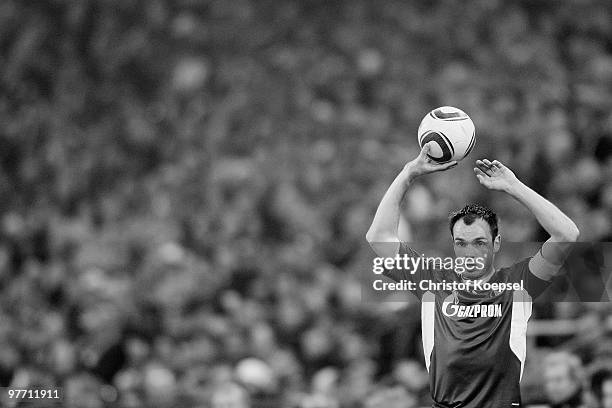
left=441, top=293, right=503, bottom=318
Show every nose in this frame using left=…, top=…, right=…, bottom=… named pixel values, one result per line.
left=464, top=247, right=480, bottom=258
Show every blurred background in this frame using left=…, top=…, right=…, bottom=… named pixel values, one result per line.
left=0, top=0, right=611, bottom=407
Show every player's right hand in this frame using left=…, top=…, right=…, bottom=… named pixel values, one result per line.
left=404, top=142, right=458, bottom=179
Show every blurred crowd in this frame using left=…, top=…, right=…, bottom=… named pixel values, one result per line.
left=0, top=0, right=612, bottom=407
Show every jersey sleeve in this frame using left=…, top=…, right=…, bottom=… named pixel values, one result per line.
left=382, top=242, right=433, bottom=299
left=506, top=257, right=552, bottom=300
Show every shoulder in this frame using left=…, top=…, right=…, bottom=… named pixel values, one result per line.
left=499, top=257, right=553, bottom=300
left=496, top=257, right=531, bottom=281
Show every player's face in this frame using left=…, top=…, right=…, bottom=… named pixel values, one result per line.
left=602, top=379, right=612, bottom=408
left=452, top=218, right=500, bottom=279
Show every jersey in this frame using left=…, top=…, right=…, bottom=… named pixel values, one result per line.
left=383, top=243, right=551, bottom=408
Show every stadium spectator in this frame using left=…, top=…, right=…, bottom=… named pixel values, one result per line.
left=591, top=367, right=612, bottom=408
left=363, top=385, right=418, bottom=408
left=210, top=382, right=250, bottom=408
left=297, top=393, right=340, bottom=408
left=543, top=351, right=587, bottom=408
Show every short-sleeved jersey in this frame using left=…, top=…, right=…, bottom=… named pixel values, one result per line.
left=384, top=243, right=551, bottom=408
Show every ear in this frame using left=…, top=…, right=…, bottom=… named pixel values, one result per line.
left=493, top=234, right=501, bottom=253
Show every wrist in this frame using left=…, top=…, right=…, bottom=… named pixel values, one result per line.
left=504, top=178, right=524, bottom=196
left=401, top=163, right=419, bottom=183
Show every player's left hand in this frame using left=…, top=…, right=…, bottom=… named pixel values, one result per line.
left=474, top=159, right=519, bottom=192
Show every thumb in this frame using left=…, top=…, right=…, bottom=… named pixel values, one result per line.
left=492, top=160, right=505, bottom=169
left=419, top=142, right=432, bottom=158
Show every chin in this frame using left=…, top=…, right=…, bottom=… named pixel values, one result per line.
left=460, top=269, right=486, bottom=280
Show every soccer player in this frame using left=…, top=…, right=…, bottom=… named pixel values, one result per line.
left=366, top=142, right=580, bottom=408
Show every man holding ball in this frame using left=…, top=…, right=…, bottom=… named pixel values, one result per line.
left=366, top=142, right=580, bottom=408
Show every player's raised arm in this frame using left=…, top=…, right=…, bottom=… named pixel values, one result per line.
left=365, top=143, right=457, bottom=258
left=474, top=158, right=580, bottom=280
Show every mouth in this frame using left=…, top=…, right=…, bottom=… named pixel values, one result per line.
left=460, top=268, right=485, bottom=278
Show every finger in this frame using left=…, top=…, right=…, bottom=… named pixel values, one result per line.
left=475, top=160, right=492, bottom=172
left=474, top=167, right=488, bottom=178
left=475, top=171, right=492, bottom=187
left=439, top=160, right=458, bottom=171
left=475, top=162, right=494, bottom=176
left=427, top=160, right=457, bottom=172
left=475, top=174, right=486, bottom=185
left=484, top=159, right=502, bottom=174
left=492, top=160, right=504, bottom=169
left=481, top=160, right=496, bottom=175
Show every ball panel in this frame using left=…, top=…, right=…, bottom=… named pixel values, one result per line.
left=464, top=130, right=476, bottom=158
left=420, top=131, right=454, bottom=163
left=431, top=107, right=468, bottom=120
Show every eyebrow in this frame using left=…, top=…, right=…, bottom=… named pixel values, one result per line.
left=454, top=237, right=488, bottom=242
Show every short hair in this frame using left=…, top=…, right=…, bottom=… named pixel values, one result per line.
left=591, top=367, right=612, bottom=402
left=449, top=204, right=499, bottom=240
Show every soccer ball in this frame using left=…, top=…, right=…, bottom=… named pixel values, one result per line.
left=417, top=106, right=476, bottom=163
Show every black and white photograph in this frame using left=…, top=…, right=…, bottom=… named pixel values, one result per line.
left=0, top=0, right=611, bottom=407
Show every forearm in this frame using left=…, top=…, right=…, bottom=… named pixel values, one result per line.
left=366, top=166, right=415, bottom=242
left=506, top=181, right=579, bottom=241
left=366, top=142, right=456, bottom=255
